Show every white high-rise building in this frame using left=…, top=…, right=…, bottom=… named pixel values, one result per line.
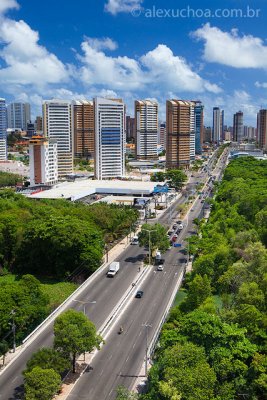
left=29, top=136, right=58, bottom=186
left=94, top=97, right=125, bottom=180
left=212, top=107, right=221, bottom=144
left=0, top=98, right=7, bottom=161
left=7, top=102, right=31, bottom=131
left=135, top=100, right=158, bottom=159
left=189, top=102, right=196, bottom=161
left=42, top=100, right=73, bottom=178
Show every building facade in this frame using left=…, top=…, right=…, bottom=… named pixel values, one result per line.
left=42, top=100, right=73, bottom=178
left=72, top=100, right=94, bottom=158
left=194, top=101, right=204, bottom=155
left=233, top=111, right=244, bottom=142
left=126, top=116, right=135, bottom=142
left=159, top=122, right=166, bottom=149
left=29, top=136, right=58, bottom=186
left=0, top=98, right=7, bottom=161
left=7, top=102, right=31, bottom=131
left=257, top=109, right=267, bottom=150
left=94, top=97, right=125, bottom=179
left=35, top=116, right=43, bottom=135
left=212, top=107, right=221, bottom=144
left=135, top=100, right=158, bottom=160
left=166, top=100, right=194, bottom=169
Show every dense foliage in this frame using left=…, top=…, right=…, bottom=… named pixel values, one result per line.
left=0, top=275, right=49, bottom=346
left=144, top=158, right=267, bottom=400
left=0, top=171, right=22, bottom=187
left=151, top=169, right=187, bottom=190
left=0, top=190, right=138, bottom=277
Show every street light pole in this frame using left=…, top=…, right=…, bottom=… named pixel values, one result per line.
left=142, top=323, right=152, bottom=376
left=72, top=300, right=96, bottom=316
left=142, top=229, right=156, bottom=266
left=10, top=310, right=16, bottom=353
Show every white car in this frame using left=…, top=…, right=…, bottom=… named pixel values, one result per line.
left=131, top=236, right=139, bottom=245
left=177, top=224, right=184, bottom=230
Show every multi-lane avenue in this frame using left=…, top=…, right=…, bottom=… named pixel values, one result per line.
left=0, top=147, right=228, bottom=400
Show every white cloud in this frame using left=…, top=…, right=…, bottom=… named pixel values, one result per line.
left=104, top=0, right=143, bottom=15
left=78, top=40, right=221, bottom=94
left=192, top=23, right=267, bottom=69
left=0, top=0, right=19, bottom=15
left=0, top=17, right=69, bottom=88
left=84, top=37, right=118, bottom=51
left=255, top=81, right=267, bottom=89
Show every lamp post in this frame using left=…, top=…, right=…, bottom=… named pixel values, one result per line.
left=73, top=300, right=96, bottom=316
left=10, top=310, right=16, bottom=353
left=142, top=323, right=152, bottom=376
left=142, top=229, right=156, bottom=266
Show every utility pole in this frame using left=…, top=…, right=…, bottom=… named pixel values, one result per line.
left=142, top=323, right=152, bottom=376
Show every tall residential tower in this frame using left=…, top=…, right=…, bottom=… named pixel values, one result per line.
left=72, top=100, right=95, bottom=158
left=135, top=100, right=158, bottom=160
left=42, top=100, right=73, bottom=177
left=7, top=102, right=31, bottom=131
left=233, top=111, right=244, bottom=142
left=166, top=100, right=195, bottom=169
left=94, top=97, right=125, bottom=179
left=0, top=98, right=7, bottom=161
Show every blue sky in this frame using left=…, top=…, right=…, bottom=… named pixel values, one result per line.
left=0, top=0, right=267, bottom=126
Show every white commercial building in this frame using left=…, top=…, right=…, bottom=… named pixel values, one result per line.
left=94, top=97, right=125, bottom=180
left=43, top=100, right=73, bottom=178
left=29, top=136, right=58, bottom=186
left=7, top=102, right=31, bottom=131
left=0, top=98, right=7, bottom=161
left=135, top=100, right=158, bottom=159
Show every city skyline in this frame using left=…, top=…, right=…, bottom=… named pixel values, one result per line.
left=0, top=0, right=266, bottom=126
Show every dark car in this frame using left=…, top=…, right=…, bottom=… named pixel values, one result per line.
left=135, top=290, right=144, bottom=298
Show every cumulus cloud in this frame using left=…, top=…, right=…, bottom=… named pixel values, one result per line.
left=104, top=0, right=143, bottom=15
left=78, top=40, right=221, bottom=94
left=84, top=37, right=118, bottom=51
left=255, top=81, right=267, bottom=89
left=0, top=18, right=69, bottom=88
left=192, top=23, right=267, bottom=69
left=0, top=0, right=19, bottom=15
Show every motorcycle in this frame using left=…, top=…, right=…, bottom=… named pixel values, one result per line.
left=118, top=326, right=123, bottom=334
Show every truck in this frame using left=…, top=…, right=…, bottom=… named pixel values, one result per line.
left=106, top=261, right=120, bottom=277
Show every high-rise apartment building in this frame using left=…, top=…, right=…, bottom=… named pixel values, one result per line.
left=0, top=98, right=7, bottom=161
left=194, top=101, right=204, bottom=154
left=35, top=116, right=43, bottom=135
left=94, top=97, right=125, bottom=179
left=135, top=100, right=158, bottom=160
left=42, top=100, right=73, bottom=178
left=203, top=126, right=212, bottom=143
left=233, top=111, right=244, bottom=142
left=27, top=122, right=35, bottom=137
left=257, top=109, right=267, bottom=150
left=212, top=107, right=222, bottom=144
left=159, top=123, right=166, bottom=149
left=166, top=100, right=195, bottom=169
left=72, top=100, right=94, bottom=158
left=220, top=110, right=225, bottom=141
left=29, top=136, right=58, bottom=186
left=7, top=102, right=31, bottom=131
left=126, top=116, right=135, bottom=142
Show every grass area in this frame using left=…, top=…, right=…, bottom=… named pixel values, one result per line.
left=41, top=281, right=78, bottom=311
left=0, top=274, right=78, bottom=311
left=173, top=289, right=187, bottom=307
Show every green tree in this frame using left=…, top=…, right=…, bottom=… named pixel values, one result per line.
left=150, top=172, right=166, bottom=182
left=24, top=348, right=70, bottom=376
left=54, top=309, right=102, bottom=373
left=24, top=366, right=61, bottom=400
left=116, top=385, right=138, bottom=399
left=138, top=223, right=169, bottom=253
left=181, top=274, right=212, bottom=311
left=0, top=340, right=8, bottom=365
left=165, top=170, right=187, bottom=191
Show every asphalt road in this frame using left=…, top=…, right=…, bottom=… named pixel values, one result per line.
left=0, top=148, right=228, bottom=400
